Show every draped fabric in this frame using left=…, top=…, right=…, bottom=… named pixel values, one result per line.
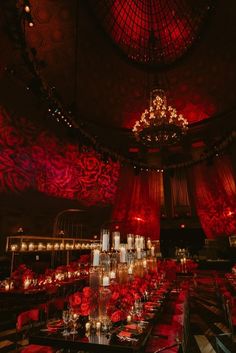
left=170, top=169, right=190, bottom=215
left=112, top=166, right=162, bottom=239
left=192, top=156, right=236, bottom=239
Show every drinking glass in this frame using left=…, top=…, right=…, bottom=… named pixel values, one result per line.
left=62, top=310, right=70, bottom=336
left=70, top=312, right=79, bottom=335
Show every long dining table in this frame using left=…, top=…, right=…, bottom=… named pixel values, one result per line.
left=29, top=321, right=153, bottom=353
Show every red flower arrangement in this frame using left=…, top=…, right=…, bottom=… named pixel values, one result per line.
left=69, top=286, right=91, bottom=316
left=11, top=264, right=35, bottom=289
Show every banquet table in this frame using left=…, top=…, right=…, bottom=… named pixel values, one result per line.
left=29, top=322, right=153, bottom=353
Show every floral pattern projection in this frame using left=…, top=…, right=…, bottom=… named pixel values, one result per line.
left=0, top=108, right=120, bottom=205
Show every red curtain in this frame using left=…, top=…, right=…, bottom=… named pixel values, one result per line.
left=112, top=166, right=162, bottom=239
left=192, top=156, right=236, bottom=239
left=170, top=169, right=191, bottom=215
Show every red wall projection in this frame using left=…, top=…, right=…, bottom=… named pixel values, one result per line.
left=0, top=109, right=120, bottom=206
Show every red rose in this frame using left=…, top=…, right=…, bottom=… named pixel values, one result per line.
left=69, top=293, right=81, bottom=307
left=111, top=291, right=120, bottom=301
left=111, top=310, right=125, bottom=323
left=82, top=287, right=91, bottom=298
left=80, top=303, right=90, bottom=316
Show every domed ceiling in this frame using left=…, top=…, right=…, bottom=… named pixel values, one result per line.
left=1, top=0, right=236, bottom=132
left=88, top=0, right=212, bottom=66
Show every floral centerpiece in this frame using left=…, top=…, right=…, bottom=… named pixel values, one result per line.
left=11, top=264, right=35, bottom=289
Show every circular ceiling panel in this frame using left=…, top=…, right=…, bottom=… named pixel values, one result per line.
left=88, top=0, right=213, bottom=66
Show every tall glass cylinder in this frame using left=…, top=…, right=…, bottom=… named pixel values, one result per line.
left=135, top=235, right=140, bottom=249
left=110, top=251, right=119, bottom=280
left=112, top=231, right=120, bottom=251
left=89, top=266, right=101, bottom=326
left=99, top=276, right=111, bottom=330
left=101, top=229, right=110, bottom=252
left=127, top=234, right=134, bottom=250
left=91, top=247, right=100, bottom=267
left=119, top=244, right=127, bottom=263
left=99, top=251, right=111, bottom=274
left=117, top=263, right=128, bottom=284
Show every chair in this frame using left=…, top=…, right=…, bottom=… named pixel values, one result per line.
left=16, top=308, right=55, bottom=353
left=215, top=334, right=236, bottom=353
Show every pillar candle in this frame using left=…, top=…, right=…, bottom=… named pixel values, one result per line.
left=114, top=235, right=120, bottom=250
left=127, top=236, right=133, bottom=250
left=93, top=249, right=100, bottom=266
left=147, top=239, right=152, bottom=249
left=110, top=270, right=116, bottom=279
left=140, top=236, right=145, bottom=249
left=151, top=246, right=155, bottom=257
left=120, top=246, right=126, bottom=263
left=102, top=275, right=110, bottom=286
left=102, top=232, right=109, bottom=251
left=137, top=248, right=141, bottom=259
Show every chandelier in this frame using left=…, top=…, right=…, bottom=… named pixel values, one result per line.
left=132, top=90, right=188, bottom=147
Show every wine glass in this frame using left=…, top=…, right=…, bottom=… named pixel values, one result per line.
left=70, top=312, right=79, bottom=335
left=62, top=310, right=70, bottom=336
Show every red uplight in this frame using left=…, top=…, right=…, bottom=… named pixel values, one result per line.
left=115, top=225, right=119, bottom=229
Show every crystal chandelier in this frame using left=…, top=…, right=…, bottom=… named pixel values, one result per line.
left=132, top=90, right=188, bottom=147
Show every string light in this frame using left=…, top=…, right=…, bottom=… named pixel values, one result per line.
left=10, top=1, right=235, bottom=173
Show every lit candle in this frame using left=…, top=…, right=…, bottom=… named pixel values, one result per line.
left=47, top=243, right=52, bottom=251
left=127, top=315, right=132, bottom=323
left=128, top=266, right=133, bottom=275
left=140, top=236, right=145, bottom=250
left=147, top=238, right=152, bottom=249
left=85, top=322, right=90, bottom=333
left=151, top=246, right=155, bottom=257
left=5, top=283, right=10, bottom=291
left=93, top=249, right=100, bottom=267
left=110, top=270, right=116, bottom=279
left=114, top=233, right=120, bottom=250
left=11, top=244, right=18, bottom=252
left=96, top=321, right=101, bottom=332
left=60, top=243, right=64, bottom=250
left=24, top=278, right=31, bottom=289
left=102, top=232, right=109, bottom=251
left=28, top=243, right=34, bottom=251
left=38, top=242, right=44, bottom=251
left=65, top=243, right=70, bottom=250
left=102, top=275, right=110, bottom=286
left=120, top=246, right=126, bottom=263
left=143, top=259, right=147, bottom=268
left=135, top=236, right=140, bottom=249
left=127, top=235, right=133, bottom=250
left=54, top=243, right=59, bottom=250
left=75, top=243, right=81, bottom=249
left=137, top=248, right=141, bottom=259
left=21, top=242, right=27, bottom=251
